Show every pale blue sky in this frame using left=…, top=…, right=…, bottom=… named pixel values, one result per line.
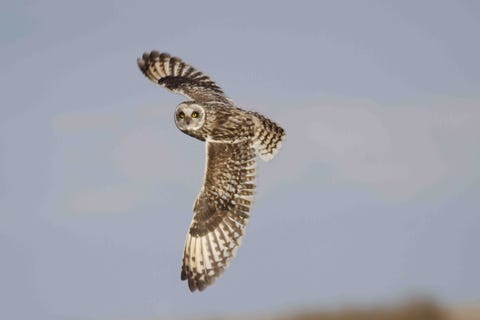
left=1, top=1, right=480, bottom=319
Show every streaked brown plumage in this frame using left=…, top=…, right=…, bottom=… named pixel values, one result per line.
left=137, top=50, right=285, bottom=291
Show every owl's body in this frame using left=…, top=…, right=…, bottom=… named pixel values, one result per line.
left=137, top=51, right=285, bottom=292
left=175, top=101, right=283, bottom=161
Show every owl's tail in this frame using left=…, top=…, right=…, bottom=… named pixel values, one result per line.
left=250, top=112, right=286, bottom=162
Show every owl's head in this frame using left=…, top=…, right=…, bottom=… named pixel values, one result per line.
left=174, top=102, right=206, bottom=132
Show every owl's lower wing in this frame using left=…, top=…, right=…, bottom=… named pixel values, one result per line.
left=137, top=51, right=228, bottom=103
left=182, top=140, right=256, bottom=292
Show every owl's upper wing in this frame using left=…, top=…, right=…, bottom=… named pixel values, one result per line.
left=182, top=139, right=256, bottom=292
left=137, top=51, right=229, bottom=103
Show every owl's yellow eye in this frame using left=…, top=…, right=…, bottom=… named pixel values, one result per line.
left=191, top=111, right=199, bottom=118
left=178, top=111, right=185, bottom=119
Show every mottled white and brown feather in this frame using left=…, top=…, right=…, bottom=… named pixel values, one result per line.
left=181, top=139, right=256, bottom=291
left=137, top=51, right=229, bottom=103
left=250, top=111, right=286, bottom=161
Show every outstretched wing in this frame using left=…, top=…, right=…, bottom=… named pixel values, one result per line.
left=182, top=139, right=256, bottom=292
left=137, top=51, right=228, bottom=103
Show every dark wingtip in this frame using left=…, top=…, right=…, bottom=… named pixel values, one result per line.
left=138, top=50, right=172, bottom=74
left=188, top=278, right=197, bottom=292
left=197, top=282, right=207, bottom=291
left=149, top=50, right=160, bottom=59
left=136, top=57, right=147, bottom=73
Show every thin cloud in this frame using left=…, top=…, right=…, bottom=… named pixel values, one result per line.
left=54, top=104, right=199, bottom=214
left=64, top=184, right=147, bottom=214
left=51, top=112, right=124, bottom=131
left=272, top=98, right=480, bottom=200
left=112, top=124, right=190, bottom=184
left=55, top=98, right=480, bottom=214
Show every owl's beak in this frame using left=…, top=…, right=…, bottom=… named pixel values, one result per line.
left=185, top=118, right=190, bottom=125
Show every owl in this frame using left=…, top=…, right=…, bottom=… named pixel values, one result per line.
left=137, top=51, right=285, bottom=292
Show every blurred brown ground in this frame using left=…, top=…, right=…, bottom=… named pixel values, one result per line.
left=274, top=300, right=456, bottom=320
left=447, top=304, right=480, bottom=320
left=181, top=301, right=480, bottom=320
left=113, top=301, right=480, bottom=320
left=271, top=302, right=480, bottom=320
left=275, top=301, right=445, bottom=320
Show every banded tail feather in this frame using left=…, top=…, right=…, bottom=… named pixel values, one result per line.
left=250, top=112, right=286, bottom=161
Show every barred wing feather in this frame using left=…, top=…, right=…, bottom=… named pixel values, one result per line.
left=137, top=51, right=228, bottom=103
left=181, top=139, right=256, bottom=292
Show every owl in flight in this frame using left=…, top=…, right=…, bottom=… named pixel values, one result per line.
left=137, top=51, right=285, bottom=292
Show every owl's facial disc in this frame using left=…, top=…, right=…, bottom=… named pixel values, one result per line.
left=175, top=102, right=205, bottom=131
